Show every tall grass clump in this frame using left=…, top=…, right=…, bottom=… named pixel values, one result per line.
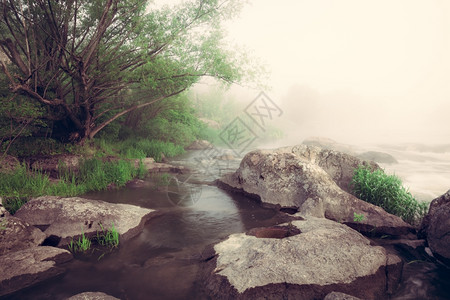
left=350, top=165, right=428, bottom=225
left=0, top=158, right=146, bottom=214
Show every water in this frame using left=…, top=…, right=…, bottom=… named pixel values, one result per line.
left=3, top=151, right=291, bottom=300
left=3, top=149, right=449, bottom=299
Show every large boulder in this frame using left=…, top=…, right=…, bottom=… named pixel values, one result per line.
left=420, top=190, right=450, bottom=265
left=200, top=217, right=403, bottom=300
left=0, top=216, right=46, bottom=256
left=218, top=145, right=413, bottom=236
left=14, top=196, right=157, bottom=246
left=0, top=246, right=73, bottom=297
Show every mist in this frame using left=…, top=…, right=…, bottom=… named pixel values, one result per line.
left=224, top=0, right=450, bottom=145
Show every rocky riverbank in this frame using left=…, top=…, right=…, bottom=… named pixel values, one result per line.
left=0, top=196, right=159, bottom=297
left=203, top=143, right=449, bottom=299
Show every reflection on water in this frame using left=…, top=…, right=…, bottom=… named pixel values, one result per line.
left=391, top=262, right=450, bottom=300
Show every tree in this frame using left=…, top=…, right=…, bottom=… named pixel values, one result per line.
left=0, top=0, right=247, bottom=143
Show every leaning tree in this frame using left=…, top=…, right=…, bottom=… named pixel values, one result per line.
left=0, top=0, right=248, bottom=143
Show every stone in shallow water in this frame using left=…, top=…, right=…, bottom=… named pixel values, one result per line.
left=200, top=217, right=403, bottom=300
left=0, top=246, right=73, bottom=297
left=14, top=196, right=157, bottom=246
left=217, top=144, right=413, bottom=236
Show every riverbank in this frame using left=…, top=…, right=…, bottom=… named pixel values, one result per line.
left=0, top=141, right=449, bottom=299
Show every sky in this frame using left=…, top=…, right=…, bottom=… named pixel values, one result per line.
left=155, top=0, right=450, bottom=144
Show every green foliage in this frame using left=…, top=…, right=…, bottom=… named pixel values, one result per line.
left=353, top=212, right=365, bottom=222
left=1, top=138, right=72, bottom=157
left=0, top=158, right=145, bottom=213
left=1, top=0, right=251, bottom=142
left=350, top=165, right=428, bottom=225
left=151, top=173, right=171, bottom=188
left=97, top=223, right=119, bottom=249
left=68, top=232, right=92, bottom=253
left=2, top=196, right=28, bottom=215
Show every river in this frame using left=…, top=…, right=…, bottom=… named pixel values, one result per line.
left=3, top=148, right=449, bottom=299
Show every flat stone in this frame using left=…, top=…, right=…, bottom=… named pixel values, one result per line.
left=201, top=217, right=403, bottom=300
left=14, top=196, right=156, bottom=246
left=0, top=246, right=72, bottom=297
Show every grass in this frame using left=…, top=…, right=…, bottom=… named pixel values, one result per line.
left=350, top=165, right=428, bottom=226
left=68, top=231, right=92, bottom=253
left=68, top=224, right=120, bottom=260
left=353, top=212, right=365, bottom=222
left=117, top=139, right=184, bottom=162
left=0, top=158, right=147, bottom=214
left=97, top=223, right=119, bottom=249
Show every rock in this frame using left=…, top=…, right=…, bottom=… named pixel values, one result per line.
left=200, top=217, right=403, bottom=300
left=14, top=196, right=157, bottom=246
left=0, top=246, right=72, bottom=297
left=218, top=145, right=412, bottom=236
left=324, top=292, right=363, bottom=300
left=0, top=216, right=46, bottom=256
left=67, top=292, right=121, bottom=300
left=187, top=139, right=213, bottom=150
left=357, top=151, right=398, bottom=164
left=420, top=190, right=450, bottom=266
left=138, top=158, right=186, bottom=174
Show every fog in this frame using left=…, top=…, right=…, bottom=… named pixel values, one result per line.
left=157, top=0, right=449, bottom=199
left=224, top=0, right=450, bottom=145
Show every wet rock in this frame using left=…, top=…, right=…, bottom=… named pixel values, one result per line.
left=218, top=145, right=412, bottom=236
left=187, top=139, right=213, bottom=150
left=357, top=151, right=398, bottom=164
left=200, top=217, right=403, bottom=300
left=67, top=292, right=121, bottom=300
left=0, top=246, right=72, bottom=297
left=420, top=190, right=450, bottom=266
left=14, top=196, right=157, bottom=246
left=0, top=216, right=46, bottom=255
left=324, top=291, right=363, bottom=300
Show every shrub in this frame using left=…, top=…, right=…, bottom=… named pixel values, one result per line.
left=350, top=165, right=428, bottom=225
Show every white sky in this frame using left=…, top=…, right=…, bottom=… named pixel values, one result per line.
left=154, top=0, right=450, bottom=144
